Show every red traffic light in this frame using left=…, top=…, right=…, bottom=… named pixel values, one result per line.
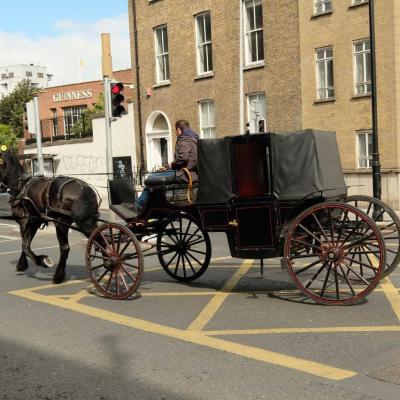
left=111, top=82, right=124, bottom=94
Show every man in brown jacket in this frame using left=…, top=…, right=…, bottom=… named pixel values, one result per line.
left=135, top=119, right=199, bottom=211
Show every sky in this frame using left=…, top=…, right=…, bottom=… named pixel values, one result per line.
left=0, top=0, right=131, bottom=86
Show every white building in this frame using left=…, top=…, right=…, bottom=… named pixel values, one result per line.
left=0, top=64, right=52, bottom=97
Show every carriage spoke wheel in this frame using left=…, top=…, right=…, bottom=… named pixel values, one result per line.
left=86, top=223, right=143, bottom=299
left=284, top=202, right=385, bottom=305
left=345, top=195, right=400, bottom=279
left=156, top=213, right=211, bottom=282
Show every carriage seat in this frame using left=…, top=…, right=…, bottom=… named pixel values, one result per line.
left=144, top=170, right=190, bottom=187
left=108, top=178, right=138, bottom=220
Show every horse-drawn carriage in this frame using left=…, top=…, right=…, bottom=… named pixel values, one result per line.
left=86, top=129, right=400, bottom=305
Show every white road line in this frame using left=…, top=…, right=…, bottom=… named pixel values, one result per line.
left=0, top=235, right=20, bottom=241
left=0, top=245, right=60, bottom=255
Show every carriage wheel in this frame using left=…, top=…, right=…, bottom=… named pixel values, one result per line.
left=86, top=223, right=143, bottom=299
left=284, top=202, right=385, bottom=305
left=156, top=213, right=211, bottom=282
left=345, top=195, right=400, bottom=278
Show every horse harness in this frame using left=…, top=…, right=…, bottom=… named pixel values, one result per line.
left=10, top=176, right=83, bottom=222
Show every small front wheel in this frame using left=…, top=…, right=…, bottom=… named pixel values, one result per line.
left=156, top=213, right=211, bottom=282
left=284, top=202, right=385, bottom=305
left=86, top=223, right=143, bottom=299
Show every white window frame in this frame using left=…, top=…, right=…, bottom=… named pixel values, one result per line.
left=316, top=47, right=334, bottom=100
left=247, top=92, right=266, bottom=133
left=62, top=106, right=86, bottom=136
left=352, top=0, right=368, bottom=5
left=357, top=130, right=373, bottom=169
left=314, top=0, right=332, bottom=14
left=154, top=25, right=169, bottom=84
left=243, top=0, right=264, bottom=66
left=353, top=39, right=371, bottom=96
left=199, top=100, right=216, bottom=139
left=195, top=12, right=213, bottom=75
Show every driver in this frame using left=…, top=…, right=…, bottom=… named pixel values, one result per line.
left=135, top=119, right=199, bottom=212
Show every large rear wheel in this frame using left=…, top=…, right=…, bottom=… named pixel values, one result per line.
left=345, top=195, right=400, bottom=278
left=86, top=223, right=143, bottom=299
left=284, top=202, right=385, bottom=305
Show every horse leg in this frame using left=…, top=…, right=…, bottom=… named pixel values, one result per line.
left=16, top=217, right=36, bottom=273
left=52, top=223, right=70, bottom=284
left=20, top=218, right=53, bottom=269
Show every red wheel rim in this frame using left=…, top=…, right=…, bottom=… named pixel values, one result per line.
left=86, top=223, right=143, bottom=299
left=284, top=203, right=385, bottom=305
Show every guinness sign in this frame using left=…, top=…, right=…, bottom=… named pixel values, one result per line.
left=53, top=89, right=93, bottom=103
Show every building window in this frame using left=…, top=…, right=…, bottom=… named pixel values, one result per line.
left=63, top=106, right=86, bottom=136
left=1, top=74, right=6, bottom=79
left=352, top=0, right=368, bottom=5
left=154, top=25, right=169, bottom=83
left=357, top=131, right=372, bottom=168
left=37, top=72, right=44, bottom=78
left=316, top=47, right=334, bottom=100
left=26, top=71, right=32, bottom=77
left=51, top=109, right=59, bottom=136
left=243, top=0, right=264, bottom=65
left=247, top=93, right=266, bottom=133
left=195, top=12, right=213, bottom=75
left=199, top=100, right=216, bottom=139
left=314, top=0, right=332, bottom=14
left=8, top=72, right=14, bottom=78
left=354, top=39, right=371, bottom=95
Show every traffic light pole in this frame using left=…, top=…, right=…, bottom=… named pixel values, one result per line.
left=103, top=76, right=113, bottom=177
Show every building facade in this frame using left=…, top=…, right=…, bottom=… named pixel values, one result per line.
left=128, top=0, right=302, bottom=170
left=0, top=64, right=52, bottom=97
left=24, top=69, right=133, bottom=144
left=299, top=0, right=400, bottom=208
left=128, top=0, right=400, bottom=208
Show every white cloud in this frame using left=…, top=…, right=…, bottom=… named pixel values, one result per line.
left=0, top=14, right=131, bottom=87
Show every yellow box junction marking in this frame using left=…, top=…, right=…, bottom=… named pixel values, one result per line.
left=10, top=258, right=400, bottom=382
left=188, top=259, right=253, bottom=331
left=10, top=286, right=356, bottom=381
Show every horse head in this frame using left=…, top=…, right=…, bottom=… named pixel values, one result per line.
left=0, top=147, right=24, bottom=192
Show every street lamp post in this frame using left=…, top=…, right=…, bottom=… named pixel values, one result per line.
left=368, top=0, right=382, bottom=208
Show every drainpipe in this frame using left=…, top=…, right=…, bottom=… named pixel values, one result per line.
left=132, top=0, right=145, bottom=183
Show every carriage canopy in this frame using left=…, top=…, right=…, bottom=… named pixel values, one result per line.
left=197, top=129, right=347, bottom=204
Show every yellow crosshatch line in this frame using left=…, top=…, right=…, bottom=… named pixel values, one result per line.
left=7, top=257, right=400, bottom=382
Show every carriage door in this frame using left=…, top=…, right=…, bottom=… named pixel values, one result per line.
left=145, top=112, right=173, bottom=171
left=232, top=141, right=275, bottom=249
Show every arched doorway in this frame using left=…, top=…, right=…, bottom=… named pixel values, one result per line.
left=145, top=111, right=173, bottom=171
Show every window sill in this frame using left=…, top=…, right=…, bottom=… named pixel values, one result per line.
left=352, top=93, right=371, bottom=99
left=194, top=72, right=214, bottom=81
left=311, top=10, right=333, bottom=19
left=153, top=80, right=171, bottom=89
left=243, top=61, right=265, bottom=71
left=314, top=97, right=336, bottom=104
left=348, top=1, right=369, bottom=10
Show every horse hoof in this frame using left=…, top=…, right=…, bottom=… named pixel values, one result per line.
left=41, top=256, right=54, bottom=268
left=53, top=273, right=65, bottom=284
left=16, top=264, right=28, bottom=274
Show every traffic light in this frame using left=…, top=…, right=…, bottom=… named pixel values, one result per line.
left=110, top=82, right=125, bottom=117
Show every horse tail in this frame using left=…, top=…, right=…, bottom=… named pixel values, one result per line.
left=71, top=186, right=98, bottom=235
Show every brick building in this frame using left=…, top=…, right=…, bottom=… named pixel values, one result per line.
left=128, top=0, right=302, bottom=170
left=129, top=0, right=400, bottom=207
left=24, top=69, right=133, bottom=145
left=298, top=0, right=400, bottom=208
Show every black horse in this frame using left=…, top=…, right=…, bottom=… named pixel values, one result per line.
left=0, top=151, right=99, bottom=284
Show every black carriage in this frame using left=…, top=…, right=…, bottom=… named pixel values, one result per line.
left=87, top=129, right=400, bottom=304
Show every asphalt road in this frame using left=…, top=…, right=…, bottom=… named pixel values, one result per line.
left=0, top=215, right=400, bottom=400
